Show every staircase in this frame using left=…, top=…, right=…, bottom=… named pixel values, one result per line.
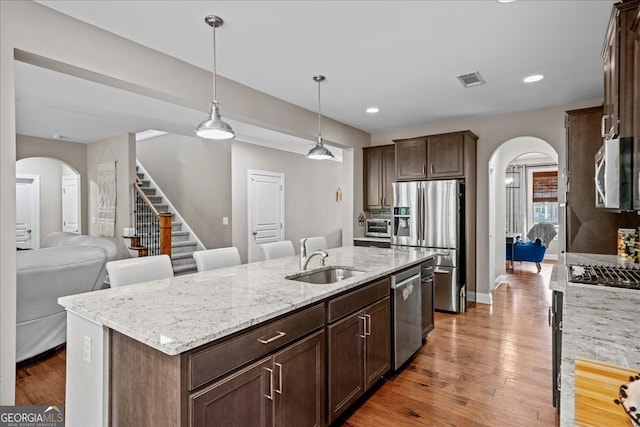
left=135, top=166, right=201, bottom=275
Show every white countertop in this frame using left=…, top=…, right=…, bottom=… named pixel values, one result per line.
left=552, top=253, right=640, bottom=425
left=59, top=246, right=435, bottom=356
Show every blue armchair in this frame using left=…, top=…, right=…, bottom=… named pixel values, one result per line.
left=506, top=238, right=546, bottom=272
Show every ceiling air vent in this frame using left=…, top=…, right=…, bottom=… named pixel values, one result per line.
left=457, top=71, right=485, bottom=88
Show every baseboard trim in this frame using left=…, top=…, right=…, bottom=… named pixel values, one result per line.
left=468, top=291, right=492, bottom=305
left=493, top=274, right=507, bottom=290
left=544, top=254, right=558, bottom=261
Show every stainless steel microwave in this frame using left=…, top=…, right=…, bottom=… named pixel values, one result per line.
left=594, top=137, right=633, bottom=210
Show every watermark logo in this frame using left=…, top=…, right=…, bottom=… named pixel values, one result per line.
left=0, top=406, right=64, bottom=427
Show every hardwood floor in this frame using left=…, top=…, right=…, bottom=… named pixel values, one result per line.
left=15, top=261, right=558, bottom=427
left=342, top=260, right=559, bottom=427
left=15, top=345, right=66, bottom=406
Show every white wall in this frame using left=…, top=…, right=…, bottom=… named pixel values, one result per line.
left=86, top=134, right=136, bottom=260
left=16, top=157, right=63, bottom=244
left=16, top=135, right=88, bottom=234
left=136, top=134, right=232, bottom=249
left=372, top=100, right=600, bottom=301
left=232, top=140, right=344, bottom=263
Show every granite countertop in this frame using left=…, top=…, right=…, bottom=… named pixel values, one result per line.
left=59, top=246, right=434, bottom=356
left=555, top=252, right=640, bottom=425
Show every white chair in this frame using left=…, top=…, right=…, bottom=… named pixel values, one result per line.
left=193, top=247, right=241, bottom=272
left=106, top=255, right=174, bottom=288
left=260, top=241, right=295, bottom=260
left=300, top=236, right=328, bottom=253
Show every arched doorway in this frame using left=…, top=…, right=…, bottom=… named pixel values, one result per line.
left=488, top=137, right=559, bottom=289
left=16, top=157, right=82, bottom=247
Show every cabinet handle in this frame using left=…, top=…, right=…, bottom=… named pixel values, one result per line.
left=548, top=306, right=552, bottom=328
left=557, top=373, right=562, bottom=391
left=601, top=114, right=615, bottom=138
left=430, top=164, right=434, bottom=175
left=558, top=320, right=563, bottom=331
left=258, top=331, right=286, bottom=344
left=422, top=164, right=425, bottom=175
left=275, top=362, right=283, bottom=395
left=365, top=314, right=371, bottom=336
left=359, top=315, right=366, bottom=339
left=264, top=367, right=274, bottom=400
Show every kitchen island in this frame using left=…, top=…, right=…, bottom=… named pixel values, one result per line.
left=550, top=253, right=640, bottom=426
left=59, top=245, right=435, bottom=426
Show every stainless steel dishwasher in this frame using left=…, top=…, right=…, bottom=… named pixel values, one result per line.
left=390, top=265, right=422, bottom=370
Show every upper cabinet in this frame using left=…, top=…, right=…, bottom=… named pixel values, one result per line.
left=363, top=145, right=395, bottom=210
left=633, top=5, right=640, bottom=209
left=394, top=131, right=477, bottom=181
left=394, top=137, right=427, bottom=181
left=427, top=133, right=466, bottom=178
left=602, top=0, right=639, bottom=139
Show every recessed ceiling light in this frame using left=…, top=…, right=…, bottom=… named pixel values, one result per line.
left=366, top=107, right=380, bottom=114
left=523, top=74, right=544, bottom=83
left=497, top=0, right=515, bottom=3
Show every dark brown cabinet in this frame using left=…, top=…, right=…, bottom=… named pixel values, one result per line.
left=191, top=331, right=325, bottom=427
left=272, top=331, right=325, bottom=427
left=363, top=297, right=391, bottom=390
left=421, top=275, right=434, bottom=338
left=394, top=131, right=476, bottom=181
left=426, top=133, right=465, bottom=179
left=191, top=357, right=274, bottom=427
left=565, top=106, right=640, bottom=253
left=394, top=137, right=427, bottom=181
left=633, top=6, right=640, bottom=209
left=363, top=145, right=395, bottom=209
left=327, top=278, right=390, bottom=424
left=602, top=0, right=639, bottom=139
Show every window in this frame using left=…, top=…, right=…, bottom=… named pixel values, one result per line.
left=532, top=171, right=558, bottom=225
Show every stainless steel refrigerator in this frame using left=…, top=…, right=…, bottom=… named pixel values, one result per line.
left=391, top=180, right=465, bottom=313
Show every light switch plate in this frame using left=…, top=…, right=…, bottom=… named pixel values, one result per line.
left=83, top=336, right=92, bottom=363
left=222, top=217, right=229, bottom=225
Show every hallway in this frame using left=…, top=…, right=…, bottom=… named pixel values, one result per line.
left=344, top=261, right=558, bottom=427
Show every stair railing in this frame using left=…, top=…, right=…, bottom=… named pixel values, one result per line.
left=131, top=179, right=172, bottom=257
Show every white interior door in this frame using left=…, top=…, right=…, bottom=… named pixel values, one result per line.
left=248, top=170, right=284, bottom=262
left=62, top=174, right=80, bottom=233
left=16, top=175, right=40, bottom=249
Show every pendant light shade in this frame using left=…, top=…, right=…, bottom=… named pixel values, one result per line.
left=307, top=75, right=334, bottom=160
left=195, top=15, right=235, bottom=140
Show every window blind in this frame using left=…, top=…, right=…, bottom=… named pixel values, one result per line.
left=532, top=171, right=558, bottom=202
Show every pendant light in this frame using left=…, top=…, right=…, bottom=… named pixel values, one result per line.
left=195, top=15, right=235, bottom=140
left=307, top=75, right=335, bottom=160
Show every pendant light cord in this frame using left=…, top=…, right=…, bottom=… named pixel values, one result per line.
left=317, top=80, right=322, bottom=137
left=212, top=24, right=217, bottom=102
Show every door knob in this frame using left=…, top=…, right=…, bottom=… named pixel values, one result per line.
left=26, top=229, right=32, bottom=233
left=252, top=231, right=257, bottom=236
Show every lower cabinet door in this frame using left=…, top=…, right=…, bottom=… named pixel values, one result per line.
left=328, top=310, right=365, bottom=423
left=273, top=330, right=325, bottom=427
left=190, top=357, right=273, bottom=427
left=364, top=296, right=390, bottom=390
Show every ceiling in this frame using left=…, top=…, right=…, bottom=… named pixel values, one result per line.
left=17, top=1, right=615, bottom=147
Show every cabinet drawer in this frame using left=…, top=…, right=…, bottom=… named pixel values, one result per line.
left=188, top=303, right=325, bottom=391
left=328, top=278, right=390, bottom=323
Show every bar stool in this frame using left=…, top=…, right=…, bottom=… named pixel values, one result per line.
left=193, top=247, right=241, bottom=272
left=106, top=255, right=174, bottom=288
left=260, top=241, right=295, bottom=260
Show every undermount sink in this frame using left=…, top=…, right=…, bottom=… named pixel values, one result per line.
left=286, top=266, right=365, bottom=284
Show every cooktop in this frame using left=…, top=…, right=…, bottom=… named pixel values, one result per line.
left=568, top=264, right=640, bottom=290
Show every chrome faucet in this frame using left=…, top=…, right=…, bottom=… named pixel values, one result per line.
left=300, top=238, right=328, bottom=270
